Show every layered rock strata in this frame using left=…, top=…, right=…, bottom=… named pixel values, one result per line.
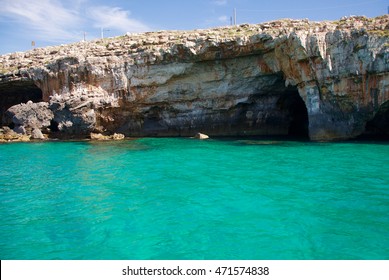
left=1, top=15, right=388, bottom=141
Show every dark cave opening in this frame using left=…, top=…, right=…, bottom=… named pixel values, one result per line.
left=49, top=120, right=60, bottom=132
left=360, top=101, right=389, bottom=140
left=0, top=80, right=43, bottom=126
left=229, top=82, right=310, bottom=139
left=277, top=87, right=309, bottom=139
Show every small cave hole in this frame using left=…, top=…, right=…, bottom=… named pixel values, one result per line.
left=359, top=101, right=389, bottom=140
left=49, top=120, right=59, bottom=132
left=277, top=87, right=309, bottom=139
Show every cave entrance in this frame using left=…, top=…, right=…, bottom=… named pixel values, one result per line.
left=0, top=80, right=43, bottom=126
left=277, top=86, right=309, bottom=139
left=360, top=101, right=389, bottom=140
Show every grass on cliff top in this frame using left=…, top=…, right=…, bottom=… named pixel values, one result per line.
left=0, top=66, right=18, bottom=75
left=368, top=29, right=389, bottom=37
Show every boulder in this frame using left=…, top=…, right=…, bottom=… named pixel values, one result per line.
left=90, top=133, right=108, bottom=140
left=6, top=102, right=53, bottom=131
left=194, top=132, right=209, bottom=139
left=49, top=89, right=119, bottom=137
left=112, top=133, right=125, bottom=140
left=31, top=128, right=45, bottom=139
left=90, top=132, right=125, bottom=140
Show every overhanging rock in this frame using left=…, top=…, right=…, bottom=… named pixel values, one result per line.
left=1, top=15, right=388, bottom=140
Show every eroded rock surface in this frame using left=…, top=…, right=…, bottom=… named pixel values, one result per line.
left=5, top=101, right=53, bottom=133
left=1, top=15, right=388, bottom=140
left=90, top=132, right=125, bottom=141
left=0, top=126, right=31, bottom=142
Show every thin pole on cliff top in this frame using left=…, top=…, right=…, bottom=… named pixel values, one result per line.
left=234, top=8, right=237, bottom=25
left=101, top=27, right=110, bottom=39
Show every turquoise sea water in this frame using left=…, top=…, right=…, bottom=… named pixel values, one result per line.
left=0, top=138, right=388, bottom=260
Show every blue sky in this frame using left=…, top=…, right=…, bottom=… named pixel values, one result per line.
left=0, top=0, right=387, bottom=54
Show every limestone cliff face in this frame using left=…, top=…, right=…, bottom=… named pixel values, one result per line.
left=1, top=15, right=388, bottom=140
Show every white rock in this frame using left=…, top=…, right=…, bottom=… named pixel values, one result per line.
left=31, top=128, right=45, bottom=139
left=194, top=132, right=209, bottom=139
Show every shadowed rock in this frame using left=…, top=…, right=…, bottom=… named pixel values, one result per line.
left=5, top=101, right=53, bottom=133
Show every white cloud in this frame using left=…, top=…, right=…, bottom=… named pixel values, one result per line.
left=87, top=6, right=151, bottom=33
left=0, top=0, right=151, bottom=44
left=213, top=0, right=228, bottom=6
left=0, top=0, right=83, bottom=42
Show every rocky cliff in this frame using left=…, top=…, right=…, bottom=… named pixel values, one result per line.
left=1, top=15, right=388, bottom=141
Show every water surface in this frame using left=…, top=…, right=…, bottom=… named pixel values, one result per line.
left=0, top=138, right=388, bottom=259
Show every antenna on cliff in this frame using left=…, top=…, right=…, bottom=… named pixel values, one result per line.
left=233, top=8, right=237, bottom=25
left=101, top=27, right=110, bottom=39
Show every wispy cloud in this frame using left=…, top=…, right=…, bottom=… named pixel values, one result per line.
left=87, top=6, right=151, bottom=33
left=213, top=0, right=228, bottom=6
left=0, top=0, right=83, bottom=42
left=218, top=15, right=229, bottom=23
left=0, top=0, right=151, bottom=44
left=204, top=14, right=231, bottom=28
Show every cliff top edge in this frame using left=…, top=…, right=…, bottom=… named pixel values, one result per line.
left=0, top=14, right=388, bottom=76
